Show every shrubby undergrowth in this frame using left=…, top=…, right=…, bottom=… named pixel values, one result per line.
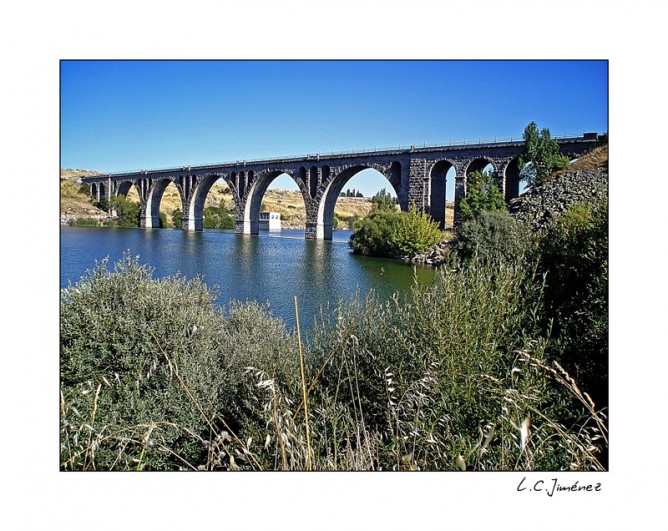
left=452, top=197, right=608, bottom=419
left=61, top=253, right=607, bottom=471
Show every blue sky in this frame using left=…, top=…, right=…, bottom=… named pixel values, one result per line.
left=61, top=60, right=608, bottom=197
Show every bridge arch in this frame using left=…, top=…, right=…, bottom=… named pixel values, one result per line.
left=115, top=180, right=135, bottom=198
left=465, top=157, right=495, bottom=177
left=143, top=178, right=180, bottom=228
left=315, top=161, right=403, bottom=240
left=241, top=169, right=309, bottom=235
left=181, top=173, right=229, bottom=230
left=503, top=157, right=522, bottom=201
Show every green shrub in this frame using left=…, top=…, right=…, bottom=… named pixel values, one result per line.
left=453, top=210, right=533, bottom=265
left=72, top=218, right=100, bottom=227
left=60, top=253, right=293, bottom=470
left=296, top=258, right=606, bottom=471
left=392, top=206, right=442, bottom=257
left=459, top=171, right=506, bottom=222
left=535, top=200, right=608, bottom=407
left=172, top=208, right=183, bottom=228
left=349, top=207, right=441, bottom=258
left=349, top=208, right=402, bottom=257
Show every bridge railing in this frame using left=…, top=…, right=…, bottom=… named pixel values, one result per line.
left=98, top=132, right=592, bottom=176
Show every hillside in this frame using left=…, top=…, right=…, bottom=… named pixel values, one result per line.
left=60, top=169, right=107, bottom=223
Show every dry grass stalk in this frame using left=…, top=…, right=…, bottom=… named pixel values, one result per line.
left=294, top=297, right=312, bottom=471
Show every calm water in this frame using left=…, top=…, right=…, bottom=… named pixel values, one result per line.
left=60, top=227, right=436, bottom=329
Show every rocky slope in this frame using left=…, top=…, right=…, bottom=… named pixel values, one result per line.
left=507, top=145, right=608, bottom=231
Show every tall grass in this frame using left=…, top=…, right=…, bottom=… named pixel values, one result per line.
left=61, top=253, right=607, bottom=470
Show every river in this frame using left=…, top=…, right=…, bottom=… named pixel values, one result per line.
left=60, top=227, right=436, bottom=329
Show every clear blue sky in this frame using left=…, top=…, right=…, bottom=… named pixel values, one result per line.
left=61, top=60, right=608, bottom=197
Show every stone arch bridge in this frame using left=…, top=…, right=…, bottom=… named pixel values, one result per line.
left=82, top=134, right=599, bottom=240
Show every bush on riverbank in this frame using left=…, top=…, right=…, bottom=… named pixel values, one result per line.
left=452, top=210, right=534, bottom=266
left=349, top=206, right=442, bottom=259
left=61, top=253, right=607, bottom=471
left=204, top=202, right=236, bottom=229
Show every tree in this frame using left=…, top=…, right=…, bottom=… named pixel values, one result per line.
left=204, top=202, right=235, bottom=229
left=172, top=209, right=183, bottom=228
left=111, top=196, right=140, bottom=227
left=349, top=208, right=402, bottom=257
left=349, top=205, right=441, bottom=258
left=519, top=122, right=570, bottom=187
left=391, top=205, right=442, bottom=257
left=371, top=188, right=397, bottom=212
left=459, top=171, right=506, bottom=222
left=95, top=197, right=110, bottom=212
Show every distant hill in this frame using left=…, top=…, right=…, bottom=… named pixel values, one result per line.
left=60, top=169, right=102, bottom=182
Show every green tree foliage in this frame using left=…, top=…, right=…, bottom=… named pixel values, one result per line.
left=204, top=202, right=235, bottom=229
left=519, top=122, right=570, bottom=187
left=172, top=209, right=183, bottom=228
left=349, top=205, right=441, bottom=258
left=392, top=206, right=442, bottom=257
left=371, top=188, right=397, bottom=212
left=535, top=200, right=608, bottom=407
left=459, top=171, right=506, bottom=222
left=95, top=197, right=109, bottom=212
left=111, top=196, right=141, bottom=227
left=348, top=208, right=402, bottom=257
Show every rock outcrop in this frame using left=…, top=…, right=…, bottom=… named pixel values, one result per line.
left=507, top=168, right=608, bottom=231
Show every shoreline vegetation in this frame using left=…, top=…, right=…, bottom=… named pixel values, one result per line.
left=61, top=244, right=607, bottom=471
left=60, top=127, right=608, bottom=471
